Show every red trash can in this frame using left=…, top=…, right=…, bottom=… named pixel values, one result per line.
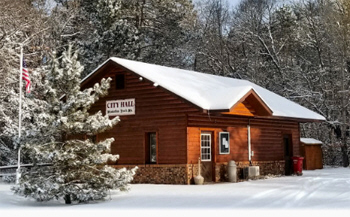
left=291, top=156, right=304, bottom=176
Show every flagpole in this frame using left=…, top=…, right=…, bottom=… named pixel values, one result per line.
left=16, top=46, right=23, bottom=184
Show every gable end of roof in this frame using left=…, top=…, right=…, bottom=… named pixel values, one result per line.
left=81, top=57, right=326, bottom=122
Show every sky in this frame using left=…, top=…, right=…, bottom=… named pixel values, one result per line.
left=227, top=0, right=242, bottom=7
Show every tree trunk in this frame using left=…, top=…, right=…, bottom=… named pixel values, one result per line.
left=340, top=124, right=349, bottom=167
left=64, top=194, right=71, bottom=204
left=341, top=145, right=349, bottom=167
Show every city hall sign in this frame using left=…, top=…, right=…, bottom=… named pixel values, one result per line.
left=106, top=98, right=135, bottom=116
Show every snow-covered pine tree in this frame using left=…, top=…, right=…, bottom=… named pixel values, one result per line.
left=12, top=45, right=137, bottom=204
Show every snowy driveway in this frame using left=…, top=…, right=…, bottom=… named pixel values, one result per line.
left=103, top=167, right=350, bottom=209
left=1, top=167, right=350, bottom=215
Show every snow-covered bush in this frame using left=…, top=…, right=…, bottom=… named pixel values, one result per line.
left=12, top=45, right=137, bottom=204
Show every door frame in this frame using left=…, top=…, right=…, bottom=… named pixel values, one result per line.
left=200, top=131, right=215, bottom=182
left=283, top=134, right=293, bottom=175
left=144, top=131, right=158, bottom=164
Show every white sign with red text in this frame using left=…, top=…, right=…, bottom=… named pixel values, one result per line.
left=106, top=98, right=135, bottom=116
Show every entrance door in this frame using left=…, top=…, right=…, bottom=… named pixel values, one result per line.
left=283, top=134, right=293, bottom=175
left=145, top=132, right=157, bottom=164
left=201, top=133, right=213, bottom=182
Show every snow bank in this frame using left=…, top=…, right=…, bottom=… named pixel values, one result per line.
left=1, top=167, right=350, bottom=217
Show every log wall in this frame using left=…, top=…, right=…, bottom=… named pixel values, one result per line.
left=187, top=115, right=300, bottom=164
left=83, top=62, right=301, bottom=175
left=83, top=64, right=198, bottom=165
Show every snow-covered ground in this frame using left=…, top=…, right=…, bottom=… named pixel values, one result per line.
left=1, top=167, right=350, bottom=216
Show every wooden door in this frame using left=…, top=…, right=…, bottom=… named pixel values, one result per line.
left=283, top=134, right=293, bottom=175
left=201, top=132, right=213, bottom=182
left=305, top=145, right=323, bottom=170
left=145, top=132, right=157, bottom=164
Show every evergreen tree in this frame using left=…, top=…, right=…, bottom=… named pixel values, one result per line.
left=12, top=45, right=137, bottom=204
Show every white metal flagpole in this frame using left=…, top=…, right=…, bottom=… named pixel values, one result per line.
left=16, top=46, right=23, bottom=184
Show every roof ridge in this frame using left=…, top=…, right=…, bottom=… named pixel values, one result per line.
left=81, top=57, right=326, bottom=121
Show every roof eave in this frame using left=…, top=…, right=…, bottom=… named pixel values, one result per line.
left=261, top=115, right=326, bottom=123
left=81, top=57, right=326, bottom=123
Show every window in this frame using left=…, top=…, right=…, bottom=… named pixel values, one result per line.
left=116, top=74, right=125, bottom=89
left=201, top=133, right=211, bottom=161
left=149, top=133, right=157, bottom=163
left=90, top=135, right=97, bottom=143
left=145, top=132, right=157, bottom=164
left=219, top=132, right=230, bottom=154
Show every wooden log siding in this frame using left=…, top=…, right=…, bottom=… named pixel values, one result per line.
left=83, top=67, right=199, bottom=165
left=301, top=143, right=323, bottom=170
left=83, top=63, right=301, bottom=167
left=222, top=102, right=255, bottom=116
left=186, top=114, right=300, bottom=164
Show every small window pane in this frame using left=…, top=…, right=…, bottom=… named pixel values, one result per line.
left=150, top=133, right=157, bottom=163
left=219, top=132, right=230, bottom=154
left=116, top=74, right=125, bottom=89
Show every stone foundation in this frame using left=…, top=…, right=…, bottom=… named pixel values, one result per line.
left=112, top=164, right=188, bottom=184
left=112, top=161, right=285, bottom=185
left=186, top=163, right=200, bottom=184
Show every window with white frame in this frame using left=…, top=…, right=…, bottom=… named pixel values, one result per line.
left=201, top=133, right=211, bottom=161
left=219, top=132, right=230, bottom=154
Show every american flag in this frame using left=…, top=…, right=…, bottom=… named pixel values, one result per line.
left=22, top=60, right=31, bottom=93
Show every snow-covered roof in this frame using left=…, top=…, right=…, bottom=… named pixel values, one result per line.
left=82, top=57, right=326, bottom=121
left=300, top=138, right=323, bottom=145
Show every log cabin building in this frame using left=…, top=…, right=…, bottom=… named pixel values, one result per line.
left=81, top=57, right=325, bottom=184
